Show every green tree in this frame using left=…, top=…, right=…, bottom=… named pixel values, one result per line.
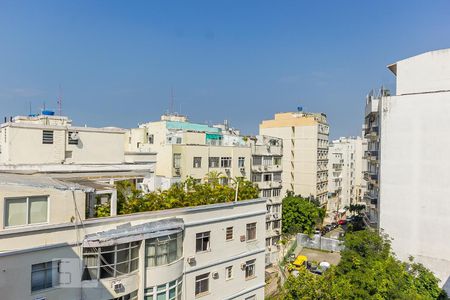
left=280, top=230, right=448, bottom=300
left=281, top=196, right=324, bottom=235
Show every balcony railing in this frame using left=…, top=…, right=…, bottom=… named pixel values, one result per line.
left=363, top=171, right=378, bottom=182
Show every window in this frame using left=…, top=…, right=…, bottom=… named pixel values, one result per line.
left=111, top=290, right=138, bottom=300
left=68, top=131, right=79, bottom=145
left=252, top=173, right=261, bottom=182
left=272, top=236, right=280, bottom=246
left=253, top=156, right=262, bottom=166
left=238, top=157, right=245, bottom=168
left=272, top=204, right=281, bottom=213
left=5, top=196, right=48, bottom=227
left=193, top=157, right=202, bottom=168
left=272, top=189, right=281, bottom=197
left=209, top=157, right=219, bottom=168
left=225, top=266, right=233, bottom=280
left=82, top=242, right=140, bottom=280
left=220, top=157, right=231, bottom=168
left=263, top=156, right=272, bottom=166
left=273, top=220, right=281, bottom=229
left=266, top=222, right=270, bottom=231
left=266, top=238, right=271, bottom=247
left=176, top=137, right=182, bottom=144
left=262, top=189, right=271, bottom=198
left=196, top=232, right=210, bottom=252
left=148, top=134, right=154, bottom=144
left=144, top=277, right=182, bottom=300
left=263, top=174, right=272, bottom=182
left=42, top=130, right=53, bottom=144
left=274, top=157, right=281, bottom=166
left=31, top=260, right=59, bottom=292
left=219, top=177, right=229, bottom=186
left=273, top=172, right=282, bottom=181
left=145, top=233, right=183, bottom=267
left=173, top=154, right=181, bottom=168
left=246, top=223, right=256, bottom=241
left=226, top=227, right=233, bottom=240
left=195, top=273, right=209, bottom=296
left=245, top=259, right=256, bottom=279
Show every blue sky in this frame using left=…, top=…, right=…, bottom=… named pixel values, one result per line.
left=1, top=1, right=449, bottom=138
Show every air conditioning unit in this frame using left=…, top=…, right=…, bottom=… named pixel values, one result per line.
left=240, top=167, right=245, bottom=173
left=240, top=235, right=246, bottom=242
left=187, top=256, right=196, bottom=264
left=111, top=280, right=124, bottom=293
left=212, top=271, right=219, bottom=279
left=174, top=168, right=181, bottom=175
left=240, top=262, right=247, bottom=270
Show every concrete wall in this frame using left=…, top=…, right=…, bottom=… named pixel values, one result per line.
left=379, top=91, right=450, bottom=291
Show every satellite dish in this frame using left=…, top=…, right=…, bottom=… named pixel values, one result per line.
left=70, top=132, right=79, bottom=140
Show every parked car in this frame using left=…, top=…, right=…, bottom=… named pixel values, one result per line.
left=309, top=261, right=331, bottom=275
left=338, top=219, right=347, bottom=225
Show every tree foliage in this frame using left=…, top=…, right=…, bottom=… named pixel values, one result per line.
left=281, top=230, right=448, bottom=300
left=95, top=174, right=259, bottom=216
left=281, top=195, right=325, bottom=235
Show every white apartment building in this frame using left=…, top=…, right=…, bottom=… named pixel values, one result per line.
left=0, top=173, right=266, bottom=300
left=374, top=49, right=450, bottom=292
left=327, top=137, right=366, bottom=219
left=260, top=112, right=329, bottom=206
left=128, top=115, right=252, bottom=189
left=248, top=135, right=283, bottom=265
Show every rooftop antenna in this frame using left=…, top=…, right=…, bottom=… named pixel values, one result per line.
left=57, top=84, right=63, bottom=116
left=170, top=88, right=175, bottom=114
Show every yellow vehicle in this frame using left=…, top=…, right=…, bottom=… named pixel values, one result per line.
left=287, top=255, right=308, bottom=272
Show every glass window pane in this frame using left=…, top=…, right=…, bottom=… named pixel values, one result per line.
left=116, top=248, right=130, bottom=264
left=169, top=287, right=176, bottom=299
left=116, top=262, right=129, bottom=275
left=29, top=196, right=48, bottom=224
left=157, top=292, right=166, bottom=300
left=31, top=270, right=46, bottom=291
left=157, top=284, right=166, bottom=292
left=5, top=198, right=27, bottom=226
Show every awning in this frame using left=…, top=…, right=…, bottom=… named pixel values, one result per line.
left=206, top=133, right=223, bottom=140
left=83, top=218, right=184, bottom=247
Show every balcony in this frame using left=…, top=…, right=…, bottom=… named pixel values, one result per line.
left=252, top=164, right=282, bottom=172
left=364, top=150, right=379, bottom=162
left=253, top=145, right=282, bottom=156
left=363, top=171, right=378, bottom=182
left=258, top=181, right=282, bottom=189
left=364, top=190, right=378, bottom=201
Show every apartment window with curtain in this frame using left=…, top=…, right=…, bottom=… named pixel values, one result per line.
left=145, top=232, right=183, bottom=267
left=4, top=196, right=48, bottom=227
left=144, top=277, right=182, bottom=300
left=238, top=157, right=245, bottom=167
left=196, top=231, right=210, bottom=252
left=246, top=223, right=256, bottom=241
left=245, top=259, right=256, bottom=279
left=220, top=157, right=231, bottom=168
left=208, top=157, right=219, bottom=168
left=262, top=189, right=271, bottom=198
left=195, top=273, right=209, bottom=296
left=31, top=260, right=60, bottom=292
left=274, top=157, right=281, bottom=166
left=173, top=154, right=181, bottom=168
left=193, top=157, right=202, bottom=168
left=253, top=156, right=262, bottom=166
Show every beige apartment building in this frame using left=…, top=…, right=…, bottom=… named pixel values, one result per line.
left=127, top=115, right=252, bottom=190
left=0, top=173, right=266, bottom=300
left=260, top=112, right=329, bottom=205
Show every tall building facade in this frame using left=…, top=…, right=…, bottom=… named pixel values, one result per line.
left=327, top=137, right=366, bottom=219
left=370, top=49, right=450, bottom=292
left=259, top=112, right=329, bottom=206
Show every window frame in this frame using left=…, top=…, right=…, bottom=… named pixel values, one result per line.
left=193, top=157, right=202, bottom=168
left=220, top=157, right=231, bottom=168
left=238, top=157, right=245, bottom=168
left=31, top=260, right=60, bottom=292
left=173, top=153, right=181, bottom=169
left=245, top=259, right=256, bottom=280
left=225, top=227, right=233, bottom=241
left=246, top=223, right=257, bottom=241
left=195, top=273, right=210, bottom=297
left=208, top=157, right=220, bottom=168
left=4, top=195, right=49, bottom=228
left=145, top=232, right=183, bottom=267
left=195, top=231, right=210, bottom=253
left=42, top=130, right=54, bottom=144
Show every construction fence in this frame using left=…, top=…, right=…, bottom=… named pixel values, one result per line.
left=296, top=233, right=344, bottom=252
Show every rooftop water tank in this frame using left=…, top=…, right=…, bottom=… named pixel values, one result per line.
left=41, top=110, right=55, bottom=116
